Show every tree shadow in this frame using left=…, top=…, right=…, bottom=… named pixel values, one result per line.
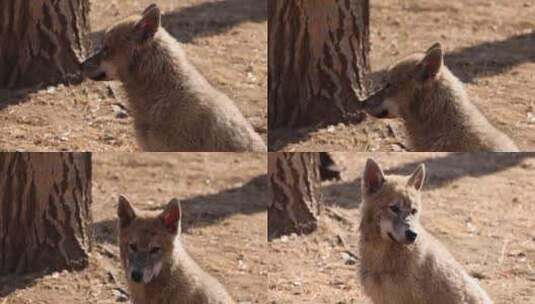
left=93, top=174, right=267, bottom=245
left=89, top=0, right=266, bottom=46
left=322, top=153, right=535, bottom=210
left=369, top=32, right=535, bottom=85
left=0, top=272, right=46, bottom=299
left=0, top=88, right=36, bottom=111
left=445, top=31, right=535, bottom=83
left=162, top=0, right=266, bottom=43
left=268, top=127, right=316, bottom=151
left=268, top=113, right=367, bottom=151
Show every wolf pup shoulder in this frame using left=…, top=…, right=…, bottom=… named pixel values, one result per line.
left=362, top=43, right=518, bottom=152
left=117, top=195, right=235, bottom=304
left=83, top=4, right=266, bottom=152
left=358, top=159, right=492, bottom=304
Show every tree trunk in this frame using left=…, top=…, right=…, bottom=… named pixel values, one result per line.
left=0, top=153, right=92, bottom=274
left=268, top=152, right=321, bottom=240
left=0, top=0, right=91, bottom=89
left=268, top=0, right=370, bottom=129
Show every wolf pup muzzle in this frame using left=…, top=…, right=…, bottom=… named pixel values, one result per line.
left=362, top=86, right=390, bottom=118
left=81, top=50, right=108, bottom=81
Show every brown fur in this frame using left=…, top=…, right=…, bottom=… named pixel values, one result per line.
left=117, top=195, right=234, bottom=304
left=359, top=159, right=492, bottom=304
left=83, top=4, right=266, bottom=152
left=363, top=43, right=518, bottom=152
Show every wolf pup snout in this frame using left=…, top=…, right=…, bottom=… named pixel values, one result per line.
left=362, top=85, right=395, bottom=119
left=405, top=229, right=417, bottom=243
left=81, top=50, right=111, bottom=81
left=130, top=270, right=143, bottom=283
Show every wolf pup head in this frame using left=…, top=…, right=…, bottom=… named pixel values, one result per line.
left=117, top=194, right=181, bottom=284
left=361, top=159, right=425, bottom=245
left=82, top=4, right=161, bottom=81
left=363, top=43, right=445, bottom=119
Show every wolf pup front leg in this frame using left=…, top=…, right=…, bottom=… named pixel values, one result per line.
left=118, top=195, right=235, bottom=304
left=83, top=4, right=266, bottom=152
left=359, top=159, right=493, bottom=304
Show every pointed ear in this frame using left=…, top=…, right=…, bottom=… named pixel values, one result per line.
left=133, top=4, right=161, bottom=42
left=159, top=198, right=182, bottom=234
left=118, top=195, right=136, bottom=228
left=363, top=159, right=385, bottom=194
left=407, top=164, right=426, bottom=191
left=420, top=42, right=443, bottom=80
left=141, top=3, right=158, bottom=15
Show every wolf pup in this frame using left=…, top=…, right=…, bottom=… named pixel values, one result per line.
left=83, top=4, right=266, bottom=152
left=117, top=195, right=235, bottom=304
left=359, top=159, right=492, bottom=304
left=362, top=43, right=518, bottom=152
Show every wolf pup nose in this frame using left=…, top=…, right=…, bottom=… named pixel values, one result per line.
left=85, top=3, right=266, bottom=152
left=130, top=270, right=143, bottom=283
left=405, top=230, right=417, bottom=243
left=117, top=194, right=235, bottom=304
left=359, top=159, right=493, bottom=304
left=362, top=42, right=519, bottom=152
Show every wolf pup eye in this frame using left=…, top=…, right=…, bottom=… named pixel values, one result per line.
left=150, top=247, right=160, bottom=254
left=389, top=205, right=401, bottom=214
left=411, top=208, right=418, bottom=215
left=129, top=243, right=138, bottom=252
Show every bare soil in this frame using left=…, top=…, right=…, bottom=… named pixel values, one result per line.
left=0, top=0, right=267, bottom=151
left=270, top=0, right=535, bottom=152
left=268, top=152, right=535, bottom=303
left=0, top=153, right=267, bottom=303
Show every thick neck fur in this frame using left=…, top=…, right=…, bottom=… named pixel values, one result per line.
left=116, top=28, right=266, bottom=152
left=121, top=29, right=207, bottom=117
left=402, top=69, right=494, bottom=151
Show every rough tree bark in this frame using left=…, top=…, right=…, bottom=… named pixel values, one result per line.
left=268, top=152, right=322, bottom=240
left=0, top=0, right=91, bottom=89
left=268, top=0, right=370, bottom=129
left=0, top=153, right=92, bottom=274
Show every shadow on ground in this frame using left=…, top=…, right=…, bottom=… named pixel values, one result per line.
left=93, top=174, right=267, bottom=245
left=0, top=272, right=46, bottom=299
left=322, top=153, right=535, bottom=210
left=445, top=32, right=535, bottom=83
left=163, top=0, right=266, bottom=43
left=89, top=0, right=266, bottom=45
left=268, top=113, right=367, bottom=151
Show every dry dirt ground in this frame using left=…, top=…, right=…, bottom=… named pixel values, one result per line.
left=0, top=0, right=267, bottom=151
left=0, top=153, right=267, bottom=303
left=270, top=0, right=535, bottom=152
left=268, top=152, right=535, bottom=303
